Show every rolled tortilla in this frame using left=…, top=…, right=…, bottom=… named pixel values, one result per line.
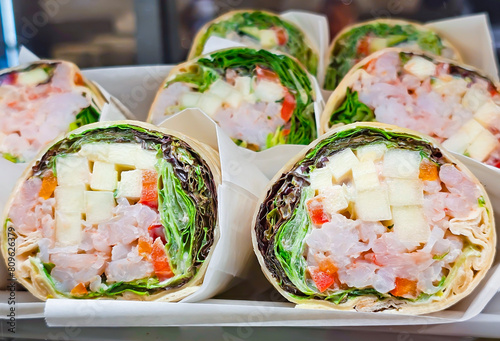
left=1, top=120, right=221, bottom=301
left=188, top=10, right=319, bottom=77
left=0, top=60, right=107, bottom=163
left=148, top=47, right=318, bottom=151
left=321, top=48, right=500, bottom=169
left=252, top=122, right=495, bottom=314
left=324, top=19, right=461, bottom=90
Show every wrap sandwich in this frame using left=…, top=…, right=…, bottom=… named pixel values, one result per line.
left=188, top=10, right=319, bottom=77
left=252, top=122, right=495, bottom=314
left=1, top=121, right=221, bottom=301
left=321, top=49, right=500, bottom=168
left=324, top=19, right=460, bottom=90
left=148, top=47, right=317, bottom=151
left=0, top=60, right=107, bottom=163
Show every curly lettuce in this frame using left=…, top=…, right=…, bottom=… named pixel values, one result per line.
left=193, top=11, right=318, bottom=75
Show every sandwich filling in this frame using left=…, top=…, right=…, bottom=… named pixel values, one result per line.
left=255, top=127, right=488, bottom=307
left=328, top=51, right=500, bottom=167
left=150, top=49, right=316, bottom=151
left=5, top=125, right=217, bottom=298
left=0, top=62, right=102, bottom=163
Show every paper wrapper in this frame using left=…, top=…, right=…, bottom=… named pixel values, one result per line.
left=200, top=10, right=329, bottom=87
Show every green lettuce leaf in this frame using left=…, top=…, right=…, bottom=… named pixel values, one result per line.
left=274, top=187, right=317, bottom=296
left=329, top=88, right=375, bottom=126
left=2, top=153, right=20, bottom=163
left=69, top=105, right=101, bottom=131
left=166, top=64, right=220, bottom=92
left=193, top=11, right=318, bottom=75
left=157, top=157, right=196, bottom=275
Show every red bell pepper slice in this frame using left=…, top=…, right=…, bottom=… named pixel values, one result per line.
left=139, top=170, right=158, bottom=209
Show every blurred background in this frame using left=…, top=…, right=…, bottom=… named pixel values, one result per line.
left=0, top=0, right=499, bottom=68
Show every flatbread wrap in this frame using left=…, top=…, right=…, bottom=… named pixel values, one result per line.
left=252, top=122, right=495, bottom=314
left=1, top=121, right=221, bottom=301
left=148, top=47, right=317, bottom=151
left=324, top=19, right=460, bottom=90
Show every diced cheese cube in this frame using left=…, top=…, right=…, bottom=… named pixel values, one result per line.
left=355, top=144, right=387, bottom=162
left=133, top=149, right=158, bottom=170
left=352, top=160, right=380, bottom=191
left=442, top=131, right=472, bottom=154
left=180, top=92, right=202, bottom=108
left=55, top=212, right=82, bottom=246
left=208, top=79, right=234, bottom=98
left=320, top=185, right=348, bottom=213
left=90, top=161, right=118, bottom=191
left=382, top=149, right=421, bottom=179
left=225, top=89, right=244, bottom=108
left=474, top=100, right=500, bottom=127
left=466, top=129, right=499, bottom=162
left=79, top=143, right=134, bottom=167
left=78, top=142, right=109, bottom=162
left=461, top=119, right=485, bottom=139
left=309, top=167, right=332, bottom=190
left=55, top=185, right=85, bottom=213
left=259, top=29, right=278, bottom=48
left=197, top=93, right=223, bottom=116
left=107, top=144, right=140, bottom=168
left=17, top=68, right=50, bottom=86
left=355, top=187, right=392, bottom=221
left=234, top=76, right=252, bottom=97
left=443, top=119, right=489, bottom=155
left=392, top=205, right=430, bottom=244
left=327, top=148, right=359, bottom=181
left=116, top=170, right=142, bottom=199
left=387, top=179, right=424, bottom=206
left=85, top=191, right=115, bottom=224
left=254, top=79, right=284, bottom=103
left=462, top=85, right=490, bottom=112
left=56, top=155, right=90, bottom=186
left=403, top=56, right=437, bottom=80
